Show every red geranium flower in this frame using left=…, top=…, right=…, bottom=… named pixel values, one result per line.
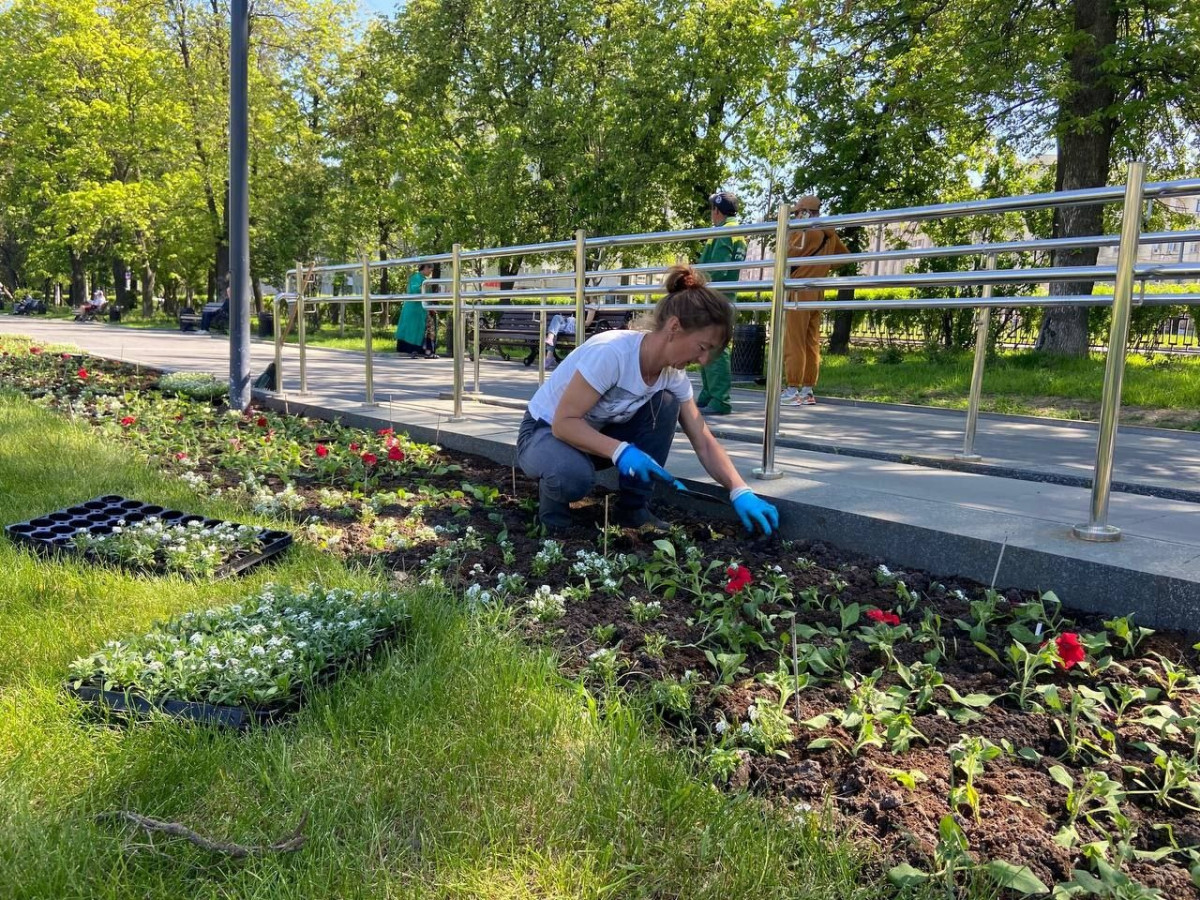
left=866, top=608, right=902, bottom=626
left=1054, top=632, right=1086, bottom=670
left=315, top=444, right=329, bottom=458
left=256, top=416, right=268, bottom=427
left=361, top=451, right=378, bottom=466
left=388, top=446, right=405, bottom=462
left=30, top=347, right=42, bottom=354
left=119, top=416, right=136, bottom=427
left=725, top=564, right=753, bottom=594
left=78, top=368, right=88, bottom=379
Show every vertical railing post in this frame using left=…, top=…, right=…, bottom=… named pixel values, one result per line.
left=1073, top=161, right=1146, bottom=542
left=362, top=256, right=375, bottom=405
left=449, top=244, right=466, bottom=422
left=538, top=309, right=548, bottom=385
left=295, top=259, right=308, bottom=394
left=273, top=291, right=284, bottom=393
left=754, top=202, right=791, bottom=480
left=574, top=228, right=586, bottom=346
left=472, top=308, right=481, bottom=394
left=956, top=253, right=996, bottom=461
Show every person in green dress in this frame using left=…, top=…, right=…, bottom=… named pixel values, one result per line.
left=395, top=263, right=438, bottom=358
left=695, top=191, right=746, bottom=415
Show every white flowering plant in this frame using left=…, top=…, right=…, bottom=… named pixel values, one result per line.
left=68, top=583, right=409, bottom=709
left=71, top=517, right=264, bottom=577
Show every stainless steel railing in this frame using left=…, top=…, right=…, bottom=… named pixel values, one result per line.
left=274, top=166, right=1200, bottom=542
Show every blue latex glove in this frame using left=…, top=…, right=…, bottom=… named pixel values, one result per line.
left=615, top=444, right=675, bottom=485
left=731, top=490, right=779, bottom=536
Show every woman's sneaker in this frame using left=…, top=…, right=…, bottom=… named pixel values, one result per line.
left=780, top=386, right=799, bottom=403
left=796, top=387, right=816, bottom=405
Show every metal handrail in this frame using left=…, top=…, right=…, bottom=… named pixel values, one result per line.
left=270, top=167, right=1197, bottom=544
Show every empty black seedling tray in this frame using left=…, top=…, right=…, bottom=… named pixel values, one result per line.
left=4, top=495, right=292, bottom=578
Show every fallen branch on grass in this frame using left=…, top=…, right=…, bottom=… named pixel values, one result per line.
left=97, top=810, right=308, bottom=858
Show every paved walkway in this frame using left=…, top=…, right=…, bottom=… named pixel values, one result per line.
left=4, top=317, right=1200, bottom=628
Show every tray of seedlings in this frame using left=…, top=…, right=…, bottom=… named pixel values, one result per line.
left=65, top=583, right=409, bottom=729
left=4, top=494, right=291, bottom=578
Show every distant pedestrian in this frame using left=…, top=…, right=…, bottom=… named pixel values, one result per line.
left=782, top=195, right=847, bottom=406
left=694, top=190, right=746, bottom=415
left=396, top=263, right=438, bottom=358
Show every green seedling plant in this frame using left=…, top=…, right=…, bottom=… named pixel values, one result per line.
left=704, top=650, right=748, bottom=686
left=1102, top=682, right=1162, bottom=728
left=947, top=735, right=1002, bottom=822
left=1103, top=615, right=1155, bottom=659
left=857, top=618, right=912, bottom=669
left=1138, top=653, right=1200, bottom=700
left=1007, top=639, right=1060, bottom=711
left=889, top=814, right=1048, bottom=897
left=1048, top=765, right=1130, bottom=851
left=1007, top=590, right=1067, bottom=644
left=642, top=632, right=670, bottom=658
left=915, top=608, right=949, bottom=665
left=1041, top=685, right=1116, bottom=763
left=590, top=623, right=617, bottom=645
left=1126, top=749, right=1200, bottom=813
left=955, top=589, right=1005, bottom=642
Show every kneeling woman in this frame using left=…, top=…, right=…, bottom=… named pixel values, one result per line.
left=516, top=265, right=779, bottom=535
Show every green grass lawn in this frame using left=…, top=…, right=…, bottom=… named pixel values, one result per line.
left=812, top=348, right=1200, bottom=429
left=0, top=393, right=887, bottom=900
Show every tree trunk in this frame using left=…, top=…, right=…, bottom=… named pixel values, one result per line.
left=69, top=250, right=87, bottom=307
left=1034, top=0, right=1118, bottom=356
left=828, top=295, right=856, bottom=354
left=112, top=258, right=129, bottom=308
left=141, top=264, right=156, bottom=318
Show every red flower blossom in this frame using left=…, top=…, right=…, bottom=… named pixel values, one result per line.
left=866, top=608, right=902, bottom=626
left=361, top=451, right=378, bottom=466
left=378, top=427, right=394, bottom=436
left=119, top=416, right=136, bottom=427
left=175, top=452, right=188, bottom=460
left=30, top=347, right=42, bottom=355
left=725, top=564, right=753, bottom=594
left=315, top=444, right=329, bottom=458
left=349, top=442, right=359, bottom=451
left=78, top=368, right=88, bottom=379
left=1054, top=632, right=1086, bottom=670
left=61, top=353, right=72, bottom=360
left=388, top=446, right=405, bottom=462
left=256, top=416, right=268, bottom=428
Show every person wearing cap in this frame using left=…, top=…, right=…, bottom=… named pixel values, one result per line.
left=694, top=190, right=746, bottom=415
left=782, top=196, right=848, bottom=406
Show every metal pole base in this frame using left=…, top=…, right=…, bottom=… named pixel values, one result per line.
left=1072, top=523, right=1122, bottom=542
left=361, top=401, right=380, bottom=408
left=447, top=415, right=468, bottom=423
left=954, top=453, right=982, bottom=462
left=752, top=467, right=784, bottom=481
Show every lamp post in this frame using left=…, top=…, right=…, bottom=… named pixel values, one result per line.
left=228, top=0, right=251, bottom=410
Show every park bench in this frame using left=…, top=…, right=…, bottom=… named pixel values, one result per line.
left=474, top=307, right=633, bottom=363
left=73, top=302, right=117, bottom=323
left=179, top=302, right=228, bottom=334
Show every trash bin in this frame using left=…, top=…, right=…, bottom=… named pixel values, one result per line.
left=729, top=322, right=765, bottom=382
left=258, top=311, right=274, bottom=339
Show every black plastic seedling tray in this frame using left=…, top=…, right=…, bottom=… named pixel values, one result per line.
left=4, top=494, right=292, bottom=578
left=65, top=684, right=282, bottom=729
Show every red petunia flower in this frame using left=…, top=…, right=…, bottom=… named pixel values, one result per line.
left=119, top=416, right=136, bottom=427
left=361, top=452, right=378, bottom=466
left=866, top=608, right=902, bottom=626
left=388, top=446, right=405, bottom=462
left=30, top=347, right=42, bottom=354
left=175, top=452, right=188, bottom=460
left=78, top=368, right=88, bottom=379
left=1054, top=632, right=1086, bottom=670
left=349, top=442, right=359, bottom=451
left=378, top=427, right=394, bottom=436
left=315, top=444, right=329, bottom=458
left=61, top=353, right=71, bottom=360
left=256, top=416, right=268, bottom=427
left=725, top=564, right=753, bottom=594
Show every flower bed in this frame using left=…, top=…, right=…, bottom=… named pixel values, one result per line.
left=5, top=335, right=1200, bottom=896
left=6, top=495, right=291, bottom=578
left=67, top=583, right=409, bottom=726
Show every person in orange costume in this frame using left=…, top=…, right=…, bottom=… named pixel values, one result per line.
left=782, top=195, right=848, bottom=406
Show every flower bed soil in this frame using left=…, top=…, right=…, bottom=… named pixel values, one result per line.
left=5, top=495, right=292, bottom=578
left=5, top=337, right=1200, bottom=896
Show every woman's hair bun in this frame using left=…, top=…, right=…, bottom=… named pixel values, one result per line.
left=664, top=264, right=707, bottom=293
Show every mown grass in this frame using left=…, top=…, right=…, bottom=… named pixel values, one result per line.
left=0, top=393, right=891, bottom=900
left=812, top=348, right=1200, bottom=428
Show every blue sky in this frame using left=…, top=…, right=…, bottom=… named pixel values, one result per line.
left=358, top=0, right=398, bottom=18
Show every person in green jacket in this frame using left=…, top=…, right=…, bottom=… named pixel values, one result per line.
left=694, top=190, right=746, bottom=415
left=396, top=263, right=438, bottom=358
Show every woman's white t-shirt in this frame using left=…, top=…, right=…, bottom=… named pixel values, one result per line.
left=527, top=330, right=693, bottom=427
